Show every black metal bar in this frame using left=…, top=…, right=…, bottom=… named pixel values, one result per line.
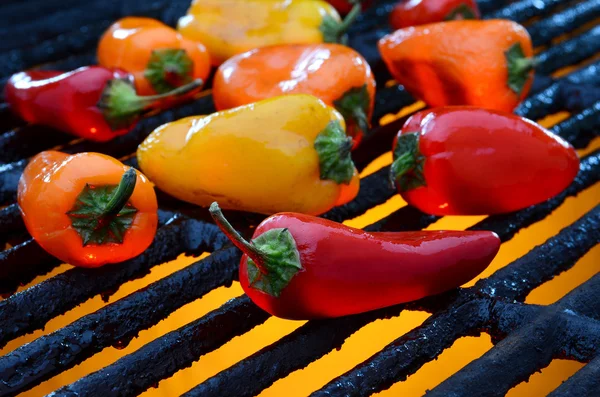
left=0, top=127, right=74, bottom=165
left=486, top=0, right=569, bottom=22
left=535, top=25, right=600, bottom=75
left=429, top=275, right=600, bottom=397
left=0, top=0, right=123, bottom=53
left=0, top=0, right=85, bottom=28
left=528, top=0, right=600, bottom=47
left=0, top=21, right=112, bottom=79
left=0, top=247, right=240, bottom=396
left=52, top=296, right=271, bottom=397
left=551, top=101, right=600, bottom=148
left=476, top=205, right=600, bottom=301
left=548, top=355, right=600, bottom=396
left=0, top=217, right=227, bottom=348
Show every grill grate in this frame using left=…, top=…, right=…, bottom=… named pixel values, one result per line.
left=0, top=0, right=599, bottom=396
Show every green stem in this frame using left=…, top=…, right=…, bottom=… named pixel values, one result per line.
left=512, top=57, right=536, bottom=76
left=209, top=202, right=266, bottom=269
left=336, top=2, right=361, bottom=37
left=102, top=168, right=137, bottom=217
left=137, top=78, right=204, bottom=106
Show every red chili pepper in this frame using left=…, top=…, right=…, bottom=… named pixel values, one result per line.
left=390, top=0, right=480, bottom=29
left=327, top=0, right=373, bottom=14
left=391, top=107, right=580, bottom=215
left=4, top=66, right=202, bottom=142
left=210, top=202, right=500, bottom=319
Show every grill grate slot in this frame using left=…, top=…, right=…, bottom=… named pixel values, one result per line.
left=0, top=0, right=598, bottom=396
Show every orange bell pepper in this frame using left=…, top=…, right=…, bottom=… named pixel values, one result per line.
left=18, top=151, right=158, bottom=268
left=98, top=17, right=211, bottom=95
left=379, top=20, right=534, bottom=112
left=213, top=43, right=376, bottom=146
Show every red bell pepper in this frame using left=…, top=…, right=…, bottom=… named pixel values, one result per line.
left=210, top=202, right=500, bottom=320
left=391, top=107, right=580, bottom=215
left=390, top=0, right=480, bottom=29
left=4, top=66, right=202, bottom=142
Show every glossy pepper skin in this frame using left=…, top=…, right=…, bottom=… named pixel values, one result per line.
left=213, top=43, right=376, bottom=146
left=98, top=17, right=211, bottom=95
left=390, top=0, right=480, bottom=29
left=137, top=94, right=360, bottom=215
left=390, top=107, right=580, bottom=215
left=4, top=66, right=203, bottom=142
left=379, top=20, right=534, bottom=113
left=18, top=151, right=158, bottom=268
left=177, top=0, right=359, bottom=66
left=210, top=202, right=500, bottom=319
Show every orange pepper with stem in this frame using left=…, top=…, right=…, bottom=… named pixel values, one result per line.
left=379, top=20, right=534, bottom=112
left=98, top=17, right=211, bottom=95
left=213, top=43, right=376, bottom=147
left=18, top=151, right=158, bottom=268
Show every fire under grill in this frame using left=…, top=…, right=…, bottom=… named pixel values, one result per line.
left=0, top=0, right=599, bottom=396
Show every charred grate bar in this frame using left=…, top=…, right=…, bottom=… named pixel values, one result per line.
left=0, top=0, right=598, bottom=396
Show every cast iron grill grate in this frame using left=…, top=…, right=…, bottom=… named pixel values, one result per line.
left=0, top=0, right=599, bottom=396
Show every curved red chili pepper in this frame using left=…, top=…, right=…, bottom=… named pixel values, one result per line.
left=391, top=107, right=580, bottom=215
left=210, top=203, right=500, bottom=320
left=4, top=66, right=202, bottom=142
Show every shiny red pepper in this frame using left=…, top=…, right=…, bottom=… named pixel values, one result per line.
left=391, top=107, right=580, bottom=215
left=4, top=66, right=202, bottom=142
left=210, top=202, right=500, bottom=319
left=390, top=0, right=480, bottom=29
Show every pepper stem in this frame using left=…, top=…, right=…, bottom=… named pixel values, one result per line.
left=314, top=120, right=356, bottom=184
left=209, top=202, right=303, bottom=297
left=209, top=202, right=265, bottom=267
left=333, top=84, right=371, bottom=138
left=320, top=1, right=361, bottom=43
left=505, top=43, right=536, bottom=95
left=145, top=48, right=194, bottom=94
left=97, top=78, right=203, bottom=131
left=390, top=132, right=426, bottom=192
left=66, top=168, right=139, bottom=246
left=102, top=168, right=137, bottom=217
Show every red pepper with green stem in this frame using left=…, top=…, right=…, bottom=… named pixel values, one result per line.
left=210, top=202, right=500, bottom=320
left=390, top=107, right=580, bottom=215
left=4, top=66, right=202, bottom=142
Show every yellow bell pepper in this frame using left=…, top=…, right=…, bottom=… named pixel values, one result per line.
left=137, top=94, right=360, bottom=215
left=177, top=0, right=360, bottom=66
